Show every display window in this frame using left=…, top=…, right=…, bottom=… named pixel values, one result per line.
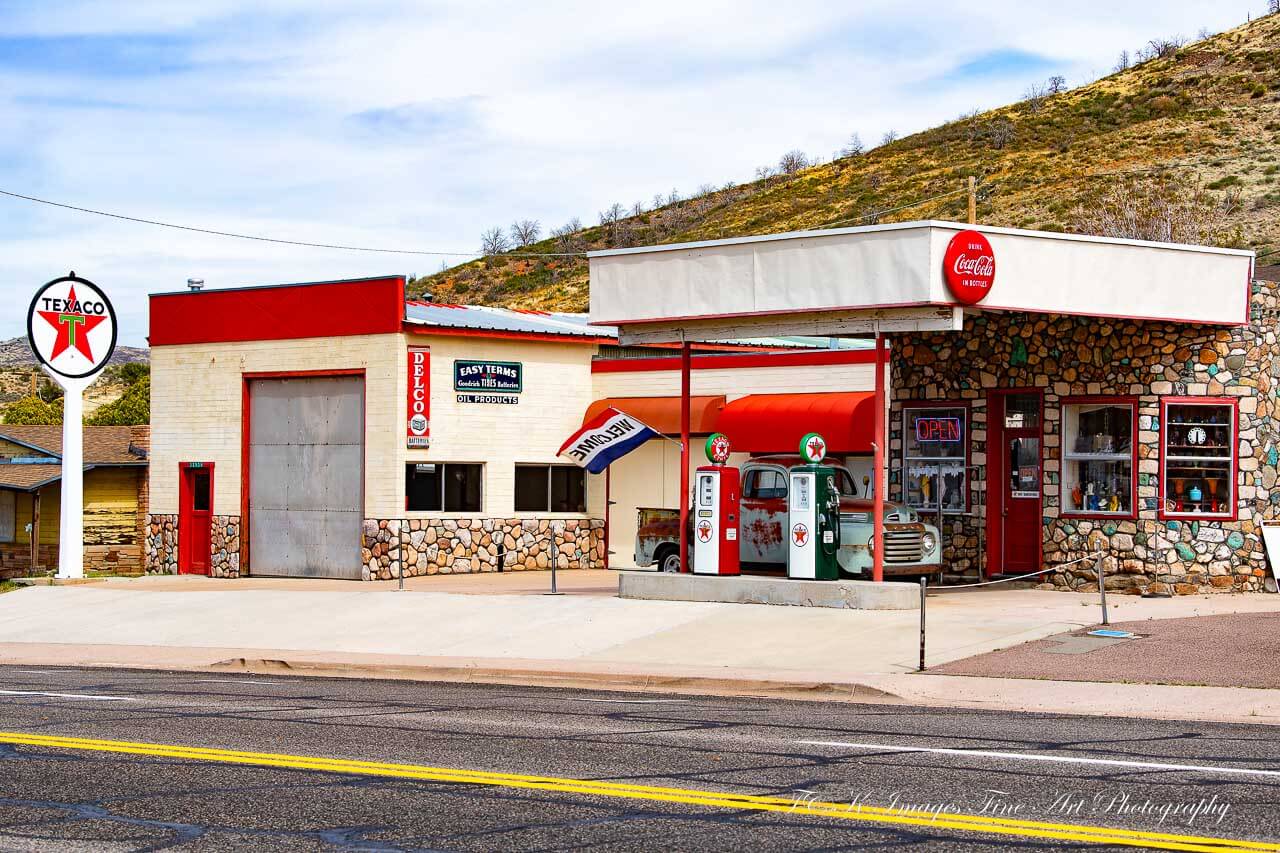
left=515, top=464, right=586, bottom=513
left=1062, top=398, right=1137, bottom=518
left=405, top=463, right=483, bottom=512
left=902, top=404, right=968, bottom=514
left=1160, top=398, right=1237, bottom=520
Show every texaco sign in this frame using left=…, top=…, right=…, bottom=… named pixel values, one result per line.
left=27, top=274, right=117, bottom=381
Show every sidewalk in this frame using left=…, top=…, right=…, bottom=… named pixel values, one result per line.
left=2, top=572, right=1279, bottom=724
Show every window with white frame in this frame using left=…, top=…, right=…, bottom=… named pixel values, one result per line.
left=1062, top=400, right=1135, bottom=516
left=902, top=406, right=967, bottom=513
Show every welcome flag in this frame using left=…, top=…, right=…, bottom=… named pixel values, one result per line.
left=557, top=407, right=658, bottom=474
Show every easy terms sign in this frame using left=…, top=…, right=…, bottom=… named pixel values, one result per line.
left=407, top=346, right=430, bottom=448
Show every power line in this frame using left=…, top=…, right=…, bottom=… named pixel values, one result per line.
left=820, top=185, right=975, bottom=228
left=0, top=187, right=578, bottom=259
left=0, top=182, right=983, bottom=264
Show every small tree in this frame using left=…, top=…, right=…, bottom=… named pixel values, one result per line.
left=754, top=165, right=776, bottom=181
left=598, top=203, right=627, bottom=245
left=509, top=219, right=541, bottom=248
left=840, top=132, right=865, bottom=157
left=551, top=219, right=584, bottom=254
left=480, top=227, right=509, bottom=255
left=880, top=129, right=898, bottom=146
left=1070, top=175, right=1243, bottom=247
left=1024, top=82, right=1048, bottom=114
left=986, top=118, right=1015, bottom=150
left=778, top=149, right=810, bottom=175
left=88, top=376, right=150, bottom=425
left=1, top=395, right=62, bottom=425
left=1114, top=49, right=1130, bottom=72
left=1047, top=75, right=1067, bottom=94
left=1270, top=0, right=1280, bottom=15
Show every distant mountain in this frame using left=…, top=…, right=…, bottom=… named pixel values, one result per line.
left=0, top=337, right=149, bottom=370
left=416, top=13, right=1280, bottom=310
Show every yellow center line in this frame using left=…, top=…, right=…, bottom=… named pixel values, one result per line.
left=0, top=731, right=1273, bottom=852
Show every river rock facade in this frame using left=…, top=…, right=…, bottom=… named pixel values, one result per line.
left=889, top=278, right=1280, bottom=594
left=362, top=517, right=607, bottom=581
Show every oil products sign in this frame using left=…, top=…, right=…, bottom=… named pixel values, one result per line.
left=454, top=359, right=521, bottom=404
left=407, top=346, right=430, bottom=448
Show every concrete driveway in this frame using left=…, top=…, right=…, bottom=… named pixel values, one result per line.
left=3, top=572, right=1278, bottom=679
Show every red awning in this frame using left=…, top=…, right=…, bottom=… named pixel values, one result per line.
left=716, top=392, right=875, bottom=454
left=583, top=396, right=725, bottom=435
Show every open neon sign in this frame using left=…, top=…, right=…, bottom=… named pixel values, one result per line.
left=915, top=416, right=963, bottom=443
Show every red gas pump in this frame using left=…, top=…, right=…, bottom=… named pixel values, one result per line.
left=693, top=433, right=741, bottom=576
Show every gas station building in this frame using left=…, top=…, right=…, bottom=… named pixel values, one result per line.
left=588, top=220, right=1272, bottom=594
left=144, top=276, right=879, bottom=579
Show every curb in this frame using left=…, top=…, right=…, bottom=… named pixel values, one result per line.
left=207, top=657, right=903, bottom=702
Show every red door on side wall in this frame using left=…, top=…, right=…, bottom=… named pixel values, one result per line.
left=988, top=392, right=1042, bottom=575
left=179, top=464, right=213, bottom=575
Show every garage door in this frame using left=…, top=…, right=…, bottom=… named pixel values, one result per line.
left=249, top=376, right=363, bottom=578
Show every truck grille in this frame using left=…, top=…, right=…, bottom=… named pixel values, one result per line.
left=884, top=527, right=924, bottom=563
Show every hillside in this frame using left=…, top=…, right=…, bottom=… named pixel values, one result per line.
left=0, top=337, right=149, bottom=415
left=0, top=337, right=148, bottom=370
left=415, top=14, right=1280, bottom=310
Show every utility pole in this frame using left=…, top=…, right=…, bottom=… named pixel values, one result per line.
left=967, top=176, right=977, bottom=224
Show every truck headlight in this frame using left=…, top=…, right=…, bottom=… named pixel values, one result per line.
left=866, top=534, right=874, bottom=553
left=922, top=532, right=937, bottom=554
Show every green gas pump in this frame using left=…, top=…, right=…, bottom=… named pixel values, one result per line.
left=787, top=432, right=842, bottom=580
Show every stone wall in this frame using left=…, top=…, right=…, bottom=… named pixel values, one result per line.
left=145, top=514, right=178, bottom=574
left=210, top=515, right=241, bottom=578
left=889, top=279, right=1280, bottom=594
left=361, top=517, right=607, bottom=581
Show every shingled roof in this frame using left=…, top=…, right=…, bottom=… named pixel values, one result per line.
left=0, top=425, right=148, bottom=465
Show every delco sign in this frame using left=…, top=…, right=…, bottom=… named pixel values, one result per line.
left=407, top=346, right=430, bottom=448
left=942, top=229, right=995, bottom=305
left=454, top=360, right=522, bottom=392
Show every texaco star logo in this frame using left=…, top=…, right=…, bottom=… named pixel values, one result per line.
left=792, top=523, right=809, bottom=546
left=27, top=274, right=117, bottom=380
left=696, top=520, right=713, bottom=543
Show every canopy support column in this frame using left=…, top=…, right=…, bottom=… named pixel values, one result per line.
left=679, top=341, right=691, bottom=573
left=873, top=332, right=886, bottom=582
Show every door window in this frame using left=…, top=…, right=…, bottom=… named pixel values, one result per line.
left=192, top=470, right=210, bottom=512
left=1004, top=393, right=1041, bottom=429
left=1008, top=437, right=1040, bottom=498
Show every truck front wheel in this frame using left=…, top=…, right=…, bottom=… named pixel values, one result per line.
left=657, top=546, right=682, bottom=573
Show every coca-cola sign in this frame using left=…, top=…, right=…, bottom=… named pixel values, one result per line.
left=942, top=230, right=996, bottom=305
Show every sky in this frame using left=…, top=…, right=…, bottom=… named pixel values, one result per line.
left=0, top=0, right=1267, bottom=346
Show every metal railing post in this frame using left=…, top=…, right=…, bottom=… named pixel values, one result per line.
left=546, top=522, right=564, bottom=596
left=1095, top=546, right=1109, bottom=626
left=918, top=576, right=927, bottom=672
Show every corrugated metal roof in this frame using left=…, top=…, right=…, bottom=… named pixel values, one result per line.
left=403, top=302, right=867, bottom=349
left=404, top=302, right=613, bottom=339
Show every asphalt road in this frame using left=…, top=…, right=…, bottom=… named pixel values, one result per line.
left=0, top=666, right=1277, bottom=851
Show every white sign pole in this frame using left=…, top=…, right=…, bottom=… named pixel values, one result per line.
left=55, top=378, right=88, bottom=578
left=26, top=273, right=117, bottom=582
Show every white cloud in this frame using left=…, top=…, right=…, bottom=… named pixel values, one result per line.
left=0, top=0, right=1262, bottom=344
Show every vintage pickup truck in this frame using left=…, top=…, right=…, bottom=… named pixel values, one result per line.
left=635, top=455, right=942, bottom=577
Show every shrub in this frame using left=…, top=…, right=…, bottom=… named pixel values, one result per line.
left=2, top=395, right=62, bottom=425
left=87, top=376, right=149, bottom=425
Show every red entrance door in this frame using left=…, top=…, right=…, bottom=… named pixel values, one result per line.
left=179, top=464, right=213, bottom=575
left=988, top=392, right=1042, bottom=575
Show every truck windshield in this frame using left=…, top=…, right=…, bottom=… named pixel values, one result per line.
left=836, top=469, right=859, bottom=498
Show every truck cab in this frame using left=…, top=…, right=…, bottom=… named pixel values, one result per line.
left=635, top=455, right=942, bottom=577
